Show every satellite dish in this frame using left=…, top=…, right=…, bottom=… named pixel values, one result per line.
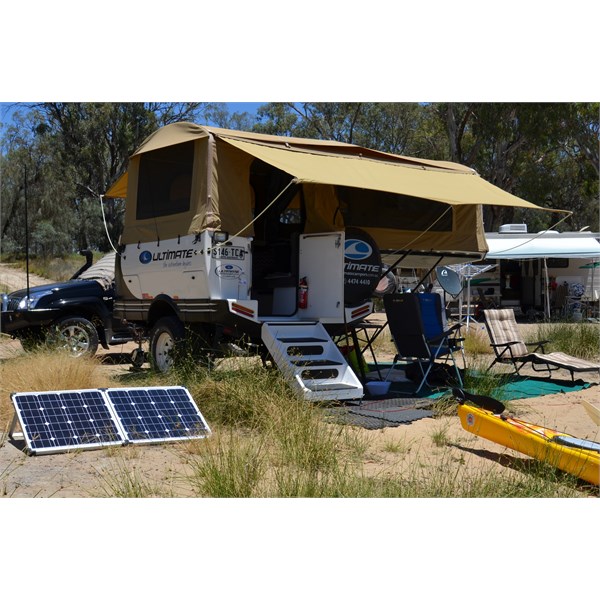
left=435, top=266, right=463, bottom=297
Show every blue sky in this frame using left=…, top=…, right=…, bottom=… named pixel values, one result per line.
left=1, top=102, right=264, bottom=130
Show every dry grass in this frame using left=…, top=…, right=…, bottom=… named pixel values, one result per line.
left=1, top=331, right=597, bottom=498
left=461, top=324, right=494, bottom=356
left=0, top=348, right=114, bottom=428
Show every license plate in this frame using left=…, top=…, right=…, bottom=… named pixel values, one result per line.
left=211, top=246, right=245, bottom=260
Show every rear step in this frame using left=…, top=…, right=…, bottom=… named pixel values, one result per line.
left=261, top=321, right=363, bottom=401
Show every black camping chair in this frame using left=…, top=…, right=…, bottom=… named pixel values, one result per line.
left=383, top=293, right=464, bottom=394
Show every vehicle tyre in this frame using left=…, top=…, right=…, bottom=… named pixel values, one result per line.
left=49, top=316, right=99, bottom=357
left=149, top=316, right=186, bottom=373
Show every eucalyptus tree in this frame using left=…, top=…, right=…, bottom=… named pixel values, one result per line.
left=435, top=102, right=599, bottom=232
left=1, top=102, right=215, bottom=256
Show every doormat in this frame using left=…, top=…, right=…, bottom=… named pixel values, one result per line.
left=324, top=397, right=435, bottom=430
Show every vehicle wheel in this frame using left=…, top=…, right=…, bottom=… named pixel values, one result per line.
left=50, top=316, right=99, bottom=357
left=149, top=316, right=186, bottom=373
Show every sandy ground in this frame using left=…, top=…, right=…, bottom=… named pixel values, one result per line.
left=1, top=332, right=598, bottom=498
left=1, top=263, right=599, bottom=497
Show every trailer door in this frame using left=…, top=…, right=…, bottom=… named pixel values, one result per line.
left=298, top=232, right=344, bottom=322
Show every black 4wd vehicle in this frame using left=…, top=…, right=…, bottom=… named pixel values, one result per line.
left=1, top=251, right=133, bottom=357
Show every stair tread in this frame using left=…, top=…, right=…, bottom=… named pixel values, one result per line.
left=291, top=359, right=343, bottom=367
left=279, top=337, right=328, bottom=343
left=306, top=382, right=361, bottom=390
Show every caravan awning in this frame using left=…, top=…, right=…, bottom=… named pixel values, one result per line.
left=219, top=136, right=552, bottom=210
left=486, top=233, right=600, bottom=259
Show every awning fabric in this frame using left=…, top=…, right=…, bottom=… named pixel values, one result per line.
left=105, top=172, right=128, bottom=199
left=219, top=136, right=544, bottom=210
left=106, top=122, right=554, bottom=254
left=485, top=233, right=600, bottom=259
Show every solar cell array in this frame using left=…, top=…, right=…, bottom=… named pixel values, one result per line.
left=107, top=387, right=211, bottom=443
left=10, top=386, right=211, bottom=455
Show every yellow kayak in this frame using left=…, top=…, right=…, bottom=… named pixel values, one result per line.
left=454, top=389, right=599, bottom=486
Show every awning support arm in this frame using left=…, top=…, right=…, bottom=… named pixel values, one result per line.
left=412, top=256, right=444, bottom=292
left=380, top=251, right=413, bottom=279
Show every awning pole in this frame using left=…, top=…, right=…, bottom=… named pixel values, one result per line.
left=543, top=258, right=550, bottom=320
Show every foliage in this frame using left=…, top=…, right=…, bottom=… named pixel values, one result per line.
left=528, top=321, right=600, bottom=361
left=1, top=102, right=217, bottom=255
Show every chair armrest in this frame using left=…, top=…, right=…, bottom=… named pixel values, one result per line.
left=525, top=340, right=549, bottom=352
left=446, top=323, right=462, bottom=334
left=490, top=341, right=520, bottom=348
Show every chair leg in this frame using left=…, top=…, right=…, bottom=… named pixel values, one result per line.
left=415, top=360, right=434, bottom=394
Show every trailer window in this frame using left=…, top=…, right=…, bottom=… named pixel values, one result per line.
left=337, top=186, right=452, bottom=231
left=136, top=141, right=194, bottom=220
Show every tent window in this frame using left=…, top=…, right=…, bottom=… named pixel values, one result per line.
left=136, top=141, right=194, bottom=220
left=337, top=186, right=452, bottom=231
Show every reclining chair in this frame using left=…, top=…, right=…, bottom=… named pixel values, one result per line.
left=383, top=293, right=464, bottom=393
left=483, top=308, right=600, bottom=381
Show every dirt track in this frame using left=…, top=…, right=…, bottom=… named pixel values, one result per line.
left=0, top=262, right=53, bottom=292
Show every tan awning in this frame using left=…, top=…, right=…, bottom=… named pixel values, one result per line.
left=220, top=136, right=553, bottom=211
left=105, top=172, right=128, bottom=198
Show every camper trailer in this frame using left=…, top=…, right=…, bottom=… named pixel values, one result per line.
left=106, top=123, right=543, bottom=400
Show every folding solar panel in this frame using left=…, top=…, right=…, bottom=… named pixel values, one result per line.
left=9, top=386, right=211, bottom=455
left=106, top=386, right=211, bottom=444
left=10, top=389, right=124, bottom=455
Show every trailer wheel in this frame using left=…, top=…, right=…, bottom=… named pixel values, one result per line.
left=149, top=316, right=185, bottom=373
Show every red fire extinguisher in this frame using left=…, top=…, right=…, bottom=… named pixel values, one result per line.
left=298, top=277, right=308, bottom=309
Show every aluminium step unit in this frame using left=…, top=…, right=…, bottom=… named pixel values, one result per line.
left=261, top=321, right=363, bottom=401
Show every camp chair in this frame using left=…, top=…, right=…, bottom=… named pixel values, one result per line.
left=482, top=308, right=600, bottom=381
left=383, top=293, right=464, bottom=393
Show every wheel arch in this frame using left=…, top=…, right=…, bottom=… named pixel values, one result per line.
left=147, top=295, right=182, bottom=329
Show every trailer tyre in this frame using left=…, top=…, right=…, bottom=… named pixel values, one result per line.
left=149, top=316, right=186, bottom=373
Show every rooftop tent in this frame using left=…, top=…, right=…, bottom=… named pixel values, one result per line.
left=485, top=231, right=600, bottom=259
left=106, top=123, right=552, bottom=255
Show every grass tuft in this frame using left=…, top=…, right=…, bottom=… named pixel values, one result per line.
left=528, top=321, right=600, bottom=360
left=0, top=348, right=114, bottom=427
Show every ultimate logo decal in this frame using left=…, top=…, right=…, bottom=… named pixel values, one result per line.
left=344, top=239, right=372, bottom=261
left=139, top=248, right=197, bottom=263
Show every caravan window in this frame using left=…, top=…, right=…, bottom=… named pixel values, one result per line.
left=136, top=141, right=194, bottom=220
left=337, top=186, right=452, bottom=231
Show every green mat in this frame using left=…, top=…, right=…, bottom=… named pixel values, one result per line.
left=489, top=375, right=593, bottom=401
left=366, top=363, right=594, bottom=401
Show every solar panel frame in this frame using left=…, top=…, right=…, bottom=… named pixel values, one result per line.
left=10, top=389, right=125, bottom=455
left=10, top=385, right=211, bottom=455
left=106, top=386, right=211, bottom=444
